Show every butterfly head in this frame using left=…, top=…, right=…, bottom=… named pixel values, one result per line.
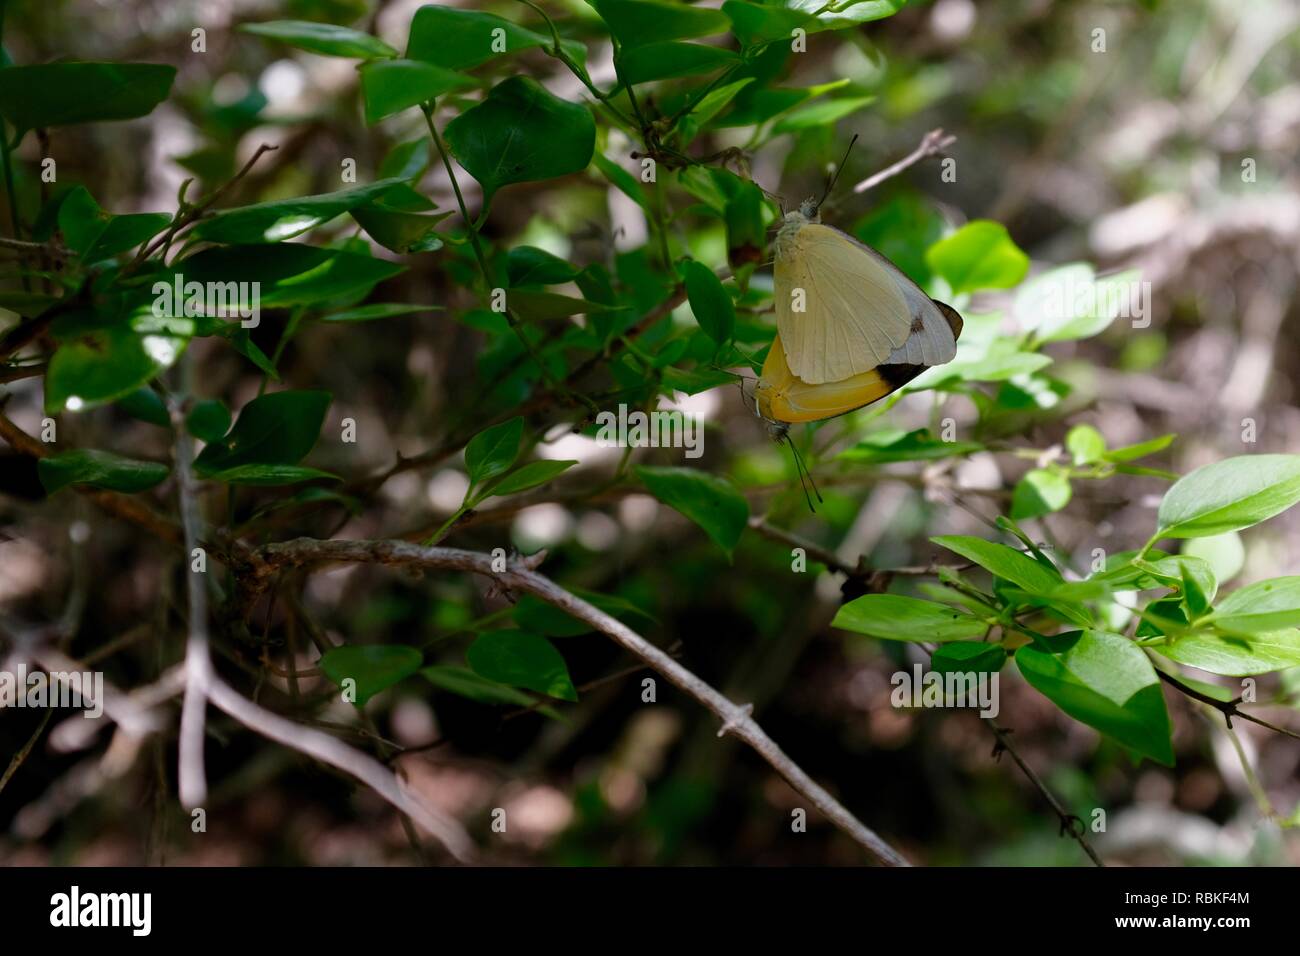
left=796, top=197, right=820, bottom=222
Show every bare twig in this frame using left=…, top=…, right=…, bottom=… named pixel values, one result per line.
left=1156, top=669, right=1300, bottom=741
left=852, top=128, right=956, bottom=195
left=247, top=537, right=910, bottom=866
left=204, top=675, right=474, bottom=861
left=984, top=719, right=1105, bottom=866
left=168, top=396, right=213, bottom=809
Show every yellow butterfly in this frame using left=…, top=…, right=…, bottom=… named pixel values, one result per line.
left=755, top=199, right=963, bottom=426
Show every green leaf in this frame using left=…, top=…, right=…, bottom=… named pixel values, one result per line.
left=444, top=76, right=596, bottom=206
left=318, top=303, right=433, bottom=322
left=406, top=5, right=586, bottom=72
left=193, top=390, right=331, bottom=476
left=592, top=0, right=730, bottom=48
left=1010, top=468, right=1072, bottom=520
left=680, top=260, right=734, bottom=345
left=1181, top=533, right=1245, bottom=585
left=635, top=465, right=749, bottom=559
left=186, top=399, right=231, bottom=443
left=1156, top=454, right=1300, bottom=539
left=1152, top=628, right=1300, bottom=677
left=931, top=535, right=1063, bottom=595
left=1016, top=630, right=1174, bottom=765
left=1206, top=577, right=1300, bottom=634
left=465, top=417, right=524, bottom=486
left=1105, top=433, right=1174, bottom=463
left=359, top=59, right=472, bottom=123
left=837, top=428, right=982, bottom=463
left=1066, top=424, right=1106, bottom=465
left=1014, top=264, right=1140, bottom=343
left=931, top=641, right=1007, bottom=676
left=349, top=184, right=450, bottom=253
left=38, top=449, right=169, bottom=495
left=507, top=290, right=620, bottom=322
left=0, top=62, right=175, bottom=132
left=57, top=187, right=169, bottom=263
left=722, top=0, right=813, bottom=45
left=618, top=42, right=739, bottom=85
left=507, top=247, right=581, bottom=287
left=925, top=221, right=1029, bottom=295
left=240, top=20, right=397, bottom=58
left=466, top=630, right=577, bottom=701
left=490, top=459, right=578, bottom=497
left=420, top=664, right=538, bottom=706
left=203, top=464, right=339, bottom=486
left=45, top=312, right=188, bottom=415
left=192, top=179, right=404, bottom=243
left=772, top=95, right=875, bottom=133
left=116, top=387, right=171, bottom=427
left=319, top=645, right=423, bottom=706
left=832, top=594, right=988, bottom=642
left=176, top=244, right=405, bottom=306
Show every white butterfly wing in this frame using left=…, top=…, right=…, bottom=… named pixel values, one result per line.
left=775, top=223, right=913, bottom=385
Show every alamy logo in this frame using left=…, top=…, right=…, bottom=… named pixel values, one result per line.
left=891, top=665, right=999, bottom=718
left=595, top=404, right=703, bottom=459
left=153, top=272, right=260, bottom=328
left=50, top=886, right=151, bottom=936
left=0, top=664, right=103, bottom=718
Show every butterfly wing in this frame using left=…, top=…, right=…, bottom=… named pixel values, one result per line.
left=757, top=301, right=963, bottom=424
left=775, top=223, right=913, bottom=385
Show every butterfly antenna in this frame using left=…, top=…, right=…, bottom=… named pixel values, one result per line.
left=784, top=433, right=823, bottom=512
left=818, top=133, right=860, bottom=210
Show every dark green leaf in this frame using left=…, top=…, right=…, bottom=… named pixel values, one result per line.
left=176, top=244, right=405, bottom=306
left=680, top=260, right=734, bottom=345
left=420, top=664, right=538, bottom=706
left=465, top=416, right=523, bottom=486
left=193, top=390, right=331, bottom=476
left=507, top=246, right=581, bottom=287
left=837, top=428, right=982, bottom=464
left=57, top=186, right=169, bottom=262
left=38, top=449, right=169, bottom=495
left=318, top=303, right=434, bottom=322
left=406, top=5, right=586, bottom=72
left=618, top=42, right=739, bottom=85
left=45, top=311, right=189, bottom=415
left=490, top=459, right=578, bottom=497
left=931, top=641, right=1007, bottom=676
left=319, top=645, right=423, bottom=705
left=592, top=0, right=730, bottom=47
left=444, top=77, right=595, bottom=206
left=635, top=465, right=749, bottom=559
left=0, top=62, right=175, bottom=132
left=359, top=59, right=472, bottom=123
left=192, top=179, right=404, bottom=243
left=466, top=630, right=577, bottom=701
left=203, top=464, right=339, bottom=486
left=186, top=399, right=231, bottom=443
left=240, top=20, right=397, bottom=58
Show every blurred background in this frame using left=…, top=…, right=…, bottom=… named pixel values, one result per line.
left=2, top=0, right=1299, bottom=865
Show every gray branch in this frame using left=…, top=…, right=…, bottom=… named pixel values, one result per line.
left=252, top=537, right=911, bottom=867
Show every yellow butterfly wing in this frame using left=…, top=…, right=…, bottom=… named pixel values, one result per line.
left=774, top=222, right=913, bottom=385
left=757, top=302, right=964, bottom=424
